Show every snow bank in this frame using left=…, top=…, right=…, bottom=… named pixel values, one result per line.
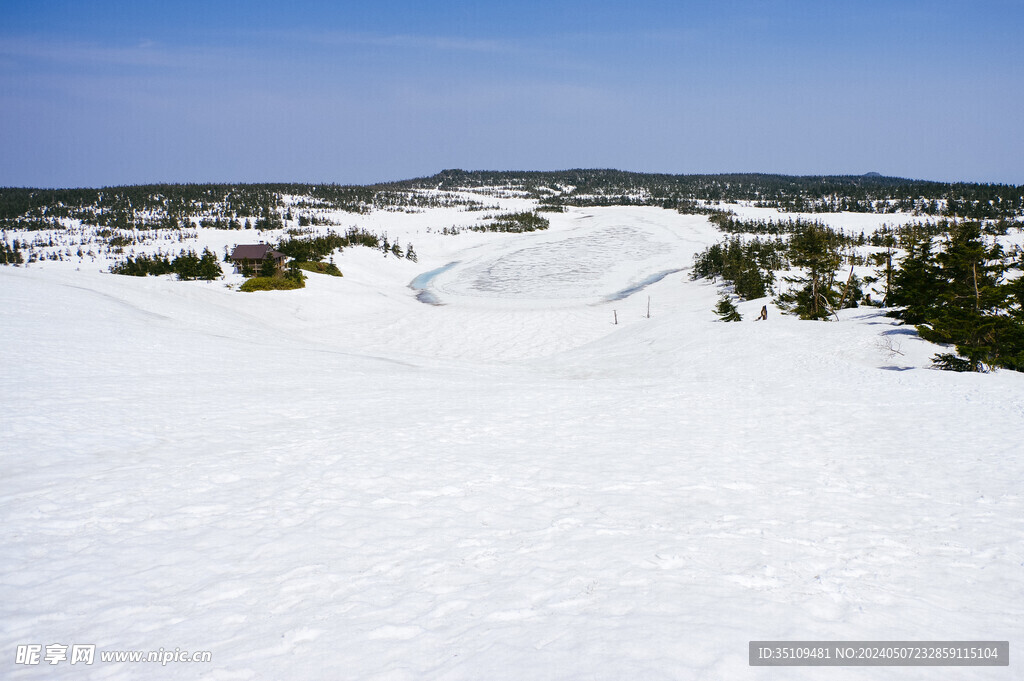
left=2, top=206, right=1022, bottom=680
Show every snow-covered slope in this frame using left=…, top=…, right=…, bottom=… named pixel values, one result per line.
left=2, top=206, right=1022, bottom=680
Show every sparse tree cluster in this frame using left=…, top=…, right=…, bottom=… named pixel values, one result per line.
left=691, top=237, right=784, bottom=300
left=110, top=248, right=222, bottom=281
left=693, top=210, right=1023, bottom=371
left=1, top=238, right=24, bottom=265
left=276, top=228, right=394, bottom=262
left=474, top=212, right=550, bottom=233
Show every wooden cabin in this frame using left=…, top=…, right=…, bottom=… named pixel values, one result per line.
left=230, top=244, right=286, bottom=275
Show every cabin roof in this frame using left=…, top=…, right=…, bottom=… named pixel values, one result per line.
left=230, top=244, right=284, bottom=260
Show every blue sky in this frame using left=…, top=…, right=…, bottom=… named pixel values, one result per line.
left=2, top=0, right=1022, bottom=187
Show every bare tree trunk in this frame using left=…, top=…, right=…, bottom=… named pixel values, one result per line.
left=973, top=261, right=980, bottom=311
left=837, top=263, right=856, bottom=312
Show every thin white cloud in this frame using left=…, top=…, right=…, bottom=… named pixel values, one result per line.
left=0, top=36, right=234, bottom=69
left=0, top=30, right=522, bottom=79
left=273, top=29, right=512, bottom=54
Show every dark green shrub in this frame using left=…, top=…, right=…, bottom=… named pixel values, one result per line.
left=239, top=275, right=305, bottom=292
left=295, top=261, right=342, bottom=276
left=932, top=353, right=980, bottom=372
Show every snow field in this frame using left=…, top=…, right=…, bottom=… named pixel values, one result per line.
left=2, top=205, right=1023, bottom=680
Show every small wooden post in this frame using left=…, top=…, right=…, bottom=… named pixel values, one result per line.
left=613, top=310, right=618, bottom=325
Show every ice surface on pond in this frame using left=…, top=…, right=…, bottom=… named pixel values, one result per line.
left=459, top=226, right=657, bottom=298
left=425, top=213, right=692, bottom=303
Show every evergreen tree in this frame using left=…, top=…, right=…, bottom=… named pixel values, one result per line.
left=887, top=234, right=941, bottom=323
left=917, top=222, right=1014, bottom=370
left=0, top=239, right=23, bottom=265
left=786, top=222, right=843, bottom=319
left=714, top=295, right=743, bottom=321
left=260, top=254, right=278, bottom=278
left=283, top=263, right=305, bottom=285
left=777, top=222, right=844, bottom=319
left=197, top=248, right=222, bottom=280
left=173, top=250, right=201, bottom=280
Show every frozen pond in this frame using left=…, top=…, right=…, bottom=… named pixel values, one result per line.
left=420, top=214, right=702, bottom=304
